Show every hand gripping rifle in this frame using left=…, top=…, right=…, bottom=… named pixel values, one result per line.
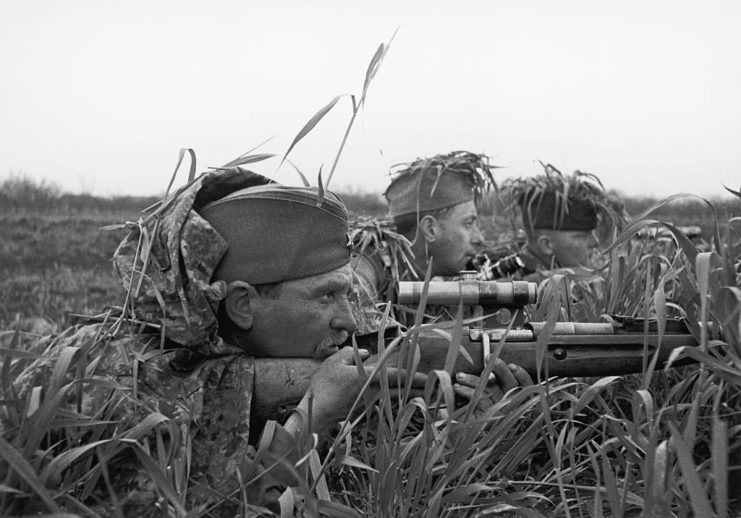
left=252, top=275, right=700, bottom=424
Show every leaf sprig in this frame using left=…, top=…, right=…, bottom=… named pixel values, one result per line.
left=388, top=150, right=499, bottom=205
left=279, top=30, right=398, bottom=204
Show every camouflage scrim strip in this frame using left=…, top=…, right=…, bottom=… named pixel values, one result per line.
left=10, top=323, right=261, bottom=514
left=112, top=169, right=268, bottom=355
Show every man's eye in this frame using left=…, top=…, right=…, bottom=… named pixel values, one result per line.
left=318, top=292, right=335, bottom=302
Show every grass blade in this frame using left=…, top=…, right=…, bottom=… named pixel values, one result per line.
left=668, top=423, right=714, bottom=518
left=280, top=95, right=347, bottom=170
left=0, top=435, right=61, bottom=512
left=129, top=442, right=187, bottom=516
left=217, top=153, right=276, bottom=169
left=317, top=166, right=325, bottom=206
left=283, top=158, right=311, bottom=187
left=164, top=148, right=197, bottom=197
left=572, top=376, right=620, bottom=416
left=603, top=193, right=717, bottom=255
left=361, top=43, right=385, bottom=105
left=712, top=416, right=728, bottom=518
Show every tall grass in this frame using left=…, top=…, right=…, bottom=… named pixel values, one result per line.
left=1, top=199, right=740, bottom=516
left=306, top=193, right=741, bottom=517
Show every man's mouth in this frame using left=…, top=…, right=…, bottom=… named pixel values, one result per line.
left=315, top=332, right=349, bottom=359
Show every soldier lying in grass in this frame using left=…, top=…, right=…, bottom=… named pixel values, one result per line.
left=4, top=169, right=431, bottom=515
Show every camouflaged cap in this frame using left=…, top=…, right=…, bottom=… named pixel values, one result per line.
left=520, top=190, right=598, bottom=231
left=200, top=184, right=351, bottom=285
left=384, top=150, right=497, bottom=219
left=503, top=163, right=629, bottom=234
left=113, top=168, right=272, bottom=355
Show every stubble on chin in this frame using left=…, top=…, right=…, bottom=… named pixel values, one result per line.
left=313, top=331, right=350, bottom=360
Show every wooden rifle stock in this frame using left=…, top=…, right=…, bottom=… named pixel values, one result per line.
left=251, top=323, right=700, bottom=423
left=413, top=326, right=698, bottom=378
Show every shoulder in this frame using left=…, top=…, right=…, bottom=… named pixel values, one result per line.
left=349, top=218, right=415, bottom=272
left=349, top=217, right=416, bottom=301
left=12, top=323, right=150, bottom=395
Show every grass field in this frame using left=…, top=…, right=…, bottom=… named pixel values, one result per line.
left=1, top=182, right=741, bottom=517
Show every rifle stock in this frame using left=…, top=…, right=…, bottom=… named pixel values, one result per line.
left=413, top=330, right=698, bottom=377
left=251, top=326, right=699, bottom=423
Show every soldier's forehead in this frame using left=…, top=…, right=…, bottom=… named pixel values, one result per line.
left=281, top=264, right=353, bottom=292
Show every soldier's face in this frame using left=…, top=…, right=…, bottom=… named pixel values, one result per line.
left=246, top=264, right=356, bottom=360
left=428, top=201, right=484, bottom=276
left=551, top=230, right=599, bottom=267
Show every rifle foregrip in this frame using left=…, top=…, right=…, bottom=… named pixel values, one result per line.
left=413, top=333, right=698, bottom=379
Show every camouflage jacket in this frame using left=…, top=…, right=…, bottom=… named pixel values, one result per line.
left=8, top=321, right=267, bottom=516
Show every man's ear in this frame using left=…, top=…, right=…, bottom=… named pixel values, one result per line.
left=418, top=215, right=439, bottom=243
left=534, top=233, right=555, bottom=257
left=224, top=281, right=260, bottom=331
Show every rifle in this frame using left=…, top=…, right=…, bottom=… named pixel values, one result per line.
left=252, top=277, right=702, bottom=424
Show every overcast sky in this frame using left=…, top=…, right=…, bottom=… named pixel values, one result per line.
left=1, top=1, right=740, bottom=199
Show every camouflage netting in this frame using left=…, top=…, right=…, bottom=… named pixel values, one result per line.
left=349, top=217, right=416, bottom=300
left=502, top=162, right=630, bottom=236
left=385, top=150, right=499, bottom=218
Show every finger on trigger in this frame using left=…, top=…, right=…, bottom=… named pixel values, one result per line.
left=491, top=359, right=518, bottom=392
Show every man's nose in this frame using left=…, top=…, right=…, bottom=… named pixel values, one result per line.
left=471, top=224, right=485, bottom=247
left=331, top=296, right=357, bottom=334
